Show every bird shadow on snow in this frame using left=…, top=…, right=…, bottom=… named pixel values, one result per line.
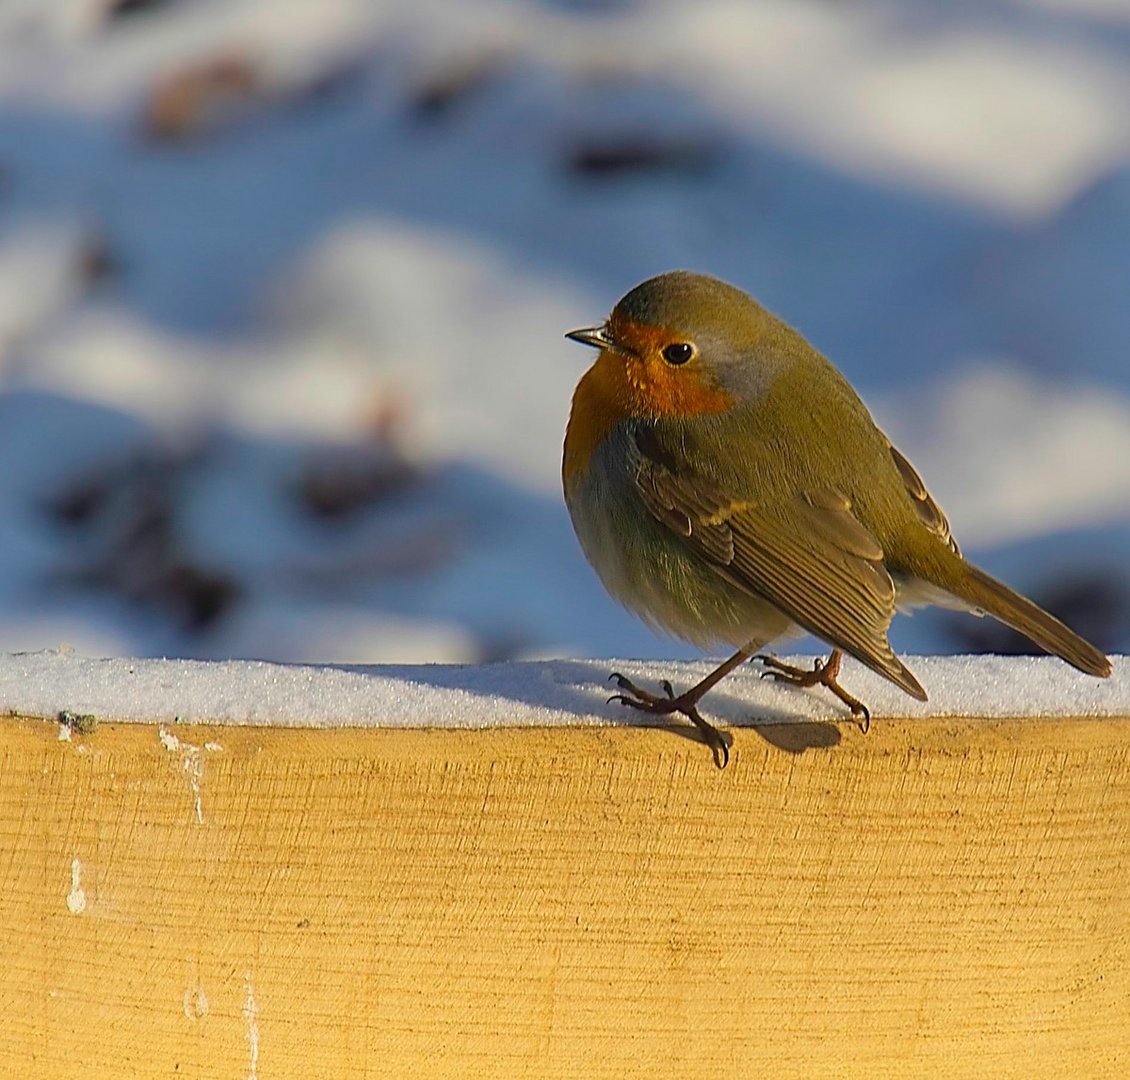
left=332, top=656, right=844, bottom=757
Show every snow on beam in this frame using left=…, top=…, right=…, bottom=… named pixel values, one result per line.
left=0, top=649, right=1126, bottom=729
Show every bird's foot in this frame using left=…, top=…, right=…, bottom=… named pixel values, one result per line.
left=754, top=651, right=871, bottom=733
left=607, top=672, right=730, bottom=768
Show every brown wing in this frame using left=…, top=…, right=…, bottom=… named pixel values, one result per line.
left=887, top=440, right=960, bottom=556
left=629, top=429, right=927, bottom=700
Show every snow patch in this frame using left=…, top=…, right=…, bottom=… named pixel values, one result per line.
left=158, top=724, right=206, bottom=825
left=243, top=973, right=260, bottom=1080
left=2, top=650, right=1126, bottom=729
left=66, top=857, right=86, bottom=915
left=183, top=981, right=209, bottom=1020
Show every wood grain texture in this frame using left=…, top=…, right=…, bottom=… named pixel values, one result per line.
left=2, top=715, right=1129, bottom=1078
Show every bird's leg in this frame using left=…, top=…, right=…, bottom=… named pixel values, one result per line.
left=608, top=647, right=754, bottom=769
left=755, top=649, right=871, bottom=733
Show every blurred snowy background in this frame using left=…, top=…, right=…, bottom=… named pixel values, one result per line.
left=0, top=0, right=1126, bottom=667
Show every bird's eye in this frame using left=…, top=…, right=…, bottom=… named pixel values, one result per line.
left=662, top=342, right=694, bottom=366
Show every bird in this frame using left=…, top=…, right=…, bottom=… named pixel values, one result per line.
left=562, top=271, right=1112, bottom=767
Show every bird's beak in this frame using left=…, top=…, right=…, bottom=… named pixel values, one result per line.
left=565, top=324, right=615, bottom=350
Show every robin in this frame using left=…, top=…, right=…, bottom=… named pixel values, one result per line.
left=563, top=271, right=1112, bottom=767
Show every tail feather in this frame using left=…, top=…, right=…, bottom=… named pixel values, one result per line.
left=951, top=564, right=1112, bottom=678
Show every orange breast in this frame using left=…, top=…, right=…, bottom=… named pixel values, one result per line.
left=562, top=337, right=733, bottom=486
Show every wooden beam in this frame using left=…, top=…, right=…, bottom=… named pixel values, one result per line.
left=3, top=714, right=1129, bottom=1078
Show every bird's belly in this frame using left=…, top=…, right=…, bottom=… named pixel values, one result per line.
left=565, top=447, right=790, bottom=649
left=892, top=572, right=976, bottom=614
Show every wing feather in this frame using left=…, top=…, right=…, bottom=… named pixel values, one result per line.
left=887, top=441, right=960, bottom=556
left=629, top=429, right=926, bottom=699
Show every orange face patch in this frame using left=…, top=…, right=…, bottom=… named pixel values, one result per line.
left=562, top=317, right=733, bottom=485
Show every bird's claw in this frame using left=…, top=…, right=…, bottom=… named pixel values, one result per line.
left=605, top=671, right=729, bottom=768
left=754, top=651, right=872, bottom=733
left=607, top=692, right=646, bottom=709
